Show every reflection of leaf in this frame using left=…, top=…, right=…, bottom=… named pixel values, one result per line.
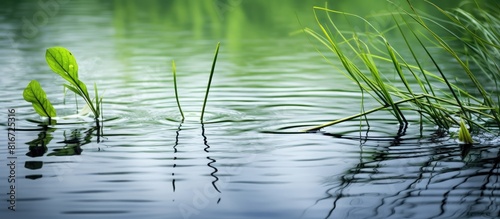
left=25, top=128, right=53, bottom=157
left=23, top=80, right=57, bottom=119
left=25, top=175, right=43, bottom=180
left=47, top=145, right=82, bottom=156
left=460, top=143, right=472, bottom=160
left=24, top=161, right=43, bottom=170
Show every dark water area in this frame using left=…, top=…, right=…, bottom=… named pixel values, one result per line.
left=0, top=0, right=499, bottom=218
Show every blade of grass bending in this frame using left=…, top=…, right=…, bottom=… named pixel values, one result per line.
left=200, top=42, right=220, bottom=122
left=318, top=7, right=408, bottom=124
left=303, top=95, right=427, bottom=132
left=410, top=1, right=499, bottom=128
left=172, top=60, right=184, bottom=121
left=394, top=15, right=449, bottom=127
left=312, top=8, right=386, bottom=110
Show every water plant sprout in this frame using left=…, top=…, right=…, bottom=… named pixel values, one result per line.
left=23, top=47, right=103, bottom=126
left=45, top=47, right=102, bottom=120
left=302, top=1, right=499, bottom=139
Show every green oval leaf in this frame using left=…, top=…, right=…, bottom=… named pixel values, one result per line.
left=23, top=80, right=57, bottom=118
left=45, top=46, right=95, bottom=117
left=45, top=46, right=79, bottom=82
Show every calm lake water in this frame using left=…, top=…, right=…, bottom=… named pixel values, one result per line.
left=1, top=1, right=499, bottom=219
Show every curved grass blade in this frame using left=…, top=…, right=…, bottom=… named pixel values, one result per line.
left=172, top=60, right=185, bottom=121
left=23, top=80, right=57, bottom=122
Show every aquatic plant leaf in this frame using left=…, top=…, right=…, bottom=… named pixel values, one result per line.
left=45, top=47, right=79, bottom=82
left=23, top=80, right=57, bottom=118
left=63, top=84, right=84, bottom=98
left=46, top=46, right=98, bottom=119
left=46, top=47, right=90, bottom=103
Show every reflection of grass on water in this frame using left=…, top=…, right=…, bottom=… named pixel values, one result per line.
left=303, top=1, right=500, bottom=141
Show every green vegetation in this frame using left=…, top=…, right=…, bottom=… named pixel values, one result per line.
left=303, top=1, right=500, bottom=138
left=23, top=47, right=102, bottom=125
left=26, top=42, right=221, bottom=126
left=172, top=60, right=185, bottom=121
left=459, top=118, right=473, bottom=145
left=23, top=80, right=57, bottom=124
left=201, top=42, right=220, bottom=122
left=45, top=47, right=102, bottom=120
left=170, top=42, right=220, bottom=122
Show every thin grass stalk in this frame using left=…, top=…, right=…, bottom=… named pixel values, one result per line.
left=306, top=2, right=499, bottom=132
left=391, top=17, right=448, bottom=127
left=409, top=0, right=499, bottom=127
left=304, top=95, right=427, bottom=132
left=411, top=27, right=468, bottom=128
left=400, top=4, right=468, bottom=126
left=397, top=15, right=437, bottom=96
left=200, top=42, right=220, bottom=122
left=172, top=60, right=184, bottom=121
left=315, top=8, right=395, bottom=113
left=94, top=83, right=100, bottom=119
left=88, top=82, right=102, bottom=128
left=320, top=7, right=408, bottom=124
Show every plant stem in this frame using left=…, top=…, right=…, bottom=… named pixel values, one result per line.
left=200, top=42, right=220, bottom=122
left=172, top=60, right=184, bottom=121
left=303, top=95, right=426, bottom=132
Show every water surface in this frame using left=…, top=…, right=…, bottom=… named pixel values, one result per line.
left=1, top=1, right=499, bottom=219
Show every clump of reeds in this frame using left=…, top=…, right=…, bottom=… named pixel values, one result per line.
left=302, top=0, right=500, bottom=136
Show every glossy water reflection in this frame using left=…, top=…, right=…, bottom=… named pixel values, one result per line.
left=1, top=0, right=499, bottom=219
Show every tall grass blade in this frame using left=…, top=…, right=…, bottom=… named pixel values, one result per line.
left=304, top=1, right=500, bottom=134
left=172, top=60, right=184, bottom=121
left=200, top=42, right=220, bottom=122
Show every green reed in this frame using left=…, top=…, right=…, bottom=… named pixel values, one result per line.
left=172, top=60, right=185, bottom=121
left=200, top=42, right=220, bottom=122
left=171, top=42, right=220, bottom=122
left=303, top=1, right=500, bottom=134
